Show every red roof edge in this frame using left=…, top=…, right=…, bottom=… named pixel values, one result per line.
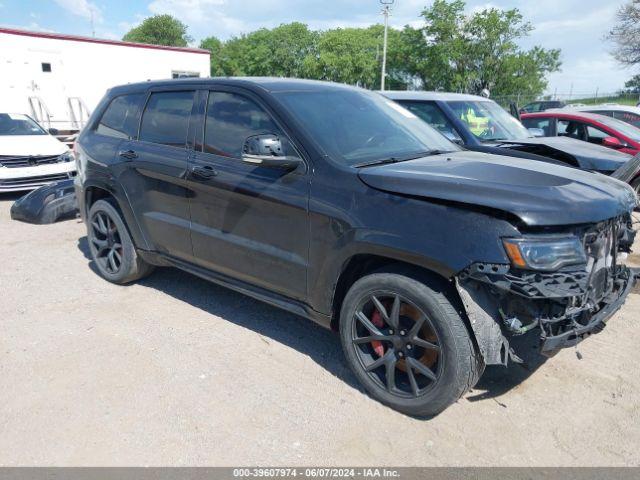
left=0, top=26, right=211, bottom=55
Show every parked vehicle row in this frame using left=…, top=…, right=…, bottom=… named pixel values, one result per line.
left=382, top=91, right=637, bottom=181
left=559, top=104, right=640, bottom=128
left=73, top=78, right=638, bottom=416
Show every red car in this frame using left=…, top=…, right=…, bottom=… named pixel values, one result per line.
left=521, top=111, right=640, bottom=156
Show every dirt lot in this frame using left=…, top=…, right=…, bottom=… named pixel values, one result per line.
left=1, top=192, right=639, bottom=467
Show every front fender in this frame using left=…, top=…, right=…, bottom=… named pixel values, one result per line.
left=307, top=195, right=521, bottom=316
left=80, top=176, right=151, bottom=251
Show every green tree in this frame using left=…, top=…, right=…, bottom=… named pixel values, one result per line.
left=193, top=2, right=557, bottom=97
left=307, top=26, right=381, bottom=88
left=624, top=74, right=640, bottom=93
left=402, top=0, right=560, bottom=96
left=123, top=15, right=192, bottom=47
left=199, top=36, right=225, bottom=76
left=207, top=23, right=318, bottom=78
left=607, top=1, right=640, bottom=66
left=398, top=1, right=468, bottom=91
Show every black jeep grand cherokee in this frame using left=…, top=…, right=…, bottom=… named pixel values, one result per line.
left=75, top=78, right=638, bottom=416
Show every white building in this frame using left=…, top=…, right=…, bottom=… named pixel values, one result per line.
left=0, top=27, right=211, bottom=135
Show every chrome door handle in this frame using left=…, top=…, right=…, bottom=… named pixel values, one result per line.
left=118, top=150, right=138, bottom=160
left=191, top=165, right=218, bottom=180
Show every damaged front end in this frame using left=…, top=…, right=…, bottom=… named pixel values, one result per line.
left=456, top=214, right=638, bottom=365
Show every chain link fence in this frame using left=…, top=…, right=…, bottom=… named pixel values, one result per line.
left=491, top=92, right=640, bottom=109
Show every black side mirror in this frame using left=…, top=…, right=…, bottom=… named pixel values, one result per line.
left=48, top=127, right=59, bottom=136
left=241, top=134, right=302, bottom=170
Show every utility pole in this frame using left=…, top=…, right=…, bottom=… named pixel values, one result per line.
left=90, top=9, right=95, bottom=37
left=380, top=0, right=394, bottom=91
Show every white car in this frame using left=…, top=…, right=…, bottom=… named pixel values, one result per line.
left=552, top=104, right=640, bottom=129
left=0, top=113, right=76, bottom=192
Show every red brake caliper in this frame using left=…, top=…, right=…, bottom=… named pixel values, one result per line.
left=371, top=308, right=386, bottom=357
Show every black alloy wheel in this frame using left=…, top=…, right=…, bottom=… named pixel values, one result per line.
left=89, top=210, right=124, bottom=275
left=351, top=292, right=442, bottom=398
left=86, top=199, right=154, bottom=284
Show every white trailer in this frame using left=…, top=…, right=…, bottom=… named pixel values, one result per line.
left=0, top=27, right=210, bottom=138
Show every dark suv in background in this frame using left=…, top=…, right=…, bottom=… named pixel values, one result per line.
left=75, top=78, right=638, bottom=416
left=520, top=100, right=566, bottom=113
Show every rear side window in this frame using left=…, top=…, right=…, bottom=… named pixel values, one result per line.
left=203, top=92, right=281, bottom=158
left=522, top=117, right=552, bottom=136
left=96, top=93, right=145, bottom=139
left=613, top=110, right=640, bottom=127
left=139, top=91, right=195, bottom=148
left=590, top=110, right=615, bottom=119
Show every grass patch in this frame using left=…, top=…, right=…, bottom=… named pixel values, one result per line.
left=566, top=95, right=639, bottom=106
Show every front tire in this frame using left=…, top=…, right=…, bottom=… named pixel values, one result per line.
left=87, top=199, right=154, bottom=284
left=339, top=272, right=483, bottom=416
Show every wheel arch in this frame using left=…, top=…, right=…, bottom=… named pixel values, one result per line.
left=329, top=253, right=462, bottom=329
left=84, top=181, right=150, bottom=251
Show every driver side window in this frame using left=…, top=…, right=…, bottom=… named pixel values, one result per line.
left=204, top=91, right=283, bottom=159
left=586, top=125, right=613, bottom=145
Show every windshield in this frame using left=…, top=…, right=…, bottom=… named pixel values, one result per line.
left=446, top=100, right=531, bottom=141
left=274, top=89, right=459, bottom=166
left=0, top=113, right=47, bottom=136
left=598, top=115, right=640, bottom=142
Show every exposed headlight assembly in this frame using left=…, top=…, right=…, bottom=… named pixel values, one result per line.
left=57, top=151, right=75, bottom=163
left=503, top=236, right=587, bottom=271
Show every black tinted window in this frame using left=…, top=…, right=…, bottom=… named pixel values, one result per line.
left=139, top=91, right=194, bottom=148
left=613, top=110, right=640, bottom=127
left=204, top=92, right=280, bottom=158
left=96, top=94, right=145, bottom=139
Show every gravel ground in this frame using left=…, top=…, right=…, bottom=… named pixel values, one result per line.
left=1, top=192, right=639, bottom=467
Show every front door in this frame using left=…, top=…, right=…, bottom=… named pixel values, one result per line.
left=188, top=89, right=310, bottom=300
left=120, top=89, right=196, bottom=261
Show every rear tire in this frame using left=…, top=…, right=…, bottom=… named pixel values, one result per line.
left=339, top=272, right=483, bottom=416
left=87, top=199, right=154, bottom=284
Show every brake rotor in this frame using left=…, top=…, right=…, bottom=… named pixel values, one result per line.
left=369, top=301, right=438, bottom=371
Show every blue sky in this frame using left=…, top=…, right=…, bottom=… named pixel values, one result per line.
left=0, top=0, right=633, bottom=95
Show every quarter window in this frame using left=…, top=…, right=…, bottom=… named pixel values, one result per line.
left=203, top=92, right=281, bottom=158
left=139, top=91, right=195, bottom=148
left=613, top=111, right=640, bottom=127
left=96, top=93, right=146, bottom=140
left=397, top=101, right=462, bottom=141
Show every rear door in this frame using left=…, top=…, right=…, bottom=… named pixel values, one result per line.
left=187, top=88, right=310, bottom=300
left=118, top=89, right=196, bottom=261
left=87, top=92, right=146, bottom=173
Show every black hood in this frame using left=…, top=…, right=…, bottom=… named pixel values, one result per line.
left=494, top=136, right=631, bottom=172
left=358, top=151, right=637, bottom=227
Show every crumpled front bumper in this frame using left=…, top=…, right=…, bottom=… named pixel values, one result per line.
left=456, top=262, right=638, bottom=365
left=540, top=267, right=638, bottom=354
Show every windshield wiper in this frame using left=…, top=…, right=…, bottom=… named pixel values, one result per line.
left=354, top=150, right=451, bottom=168
left=354, top=157, right=403, bottom=168
left=421, top=149, right=453, bottom=156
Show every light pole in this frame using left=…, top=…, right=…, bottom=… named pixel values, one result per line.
left=380, top=0, right=394, bottom=91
